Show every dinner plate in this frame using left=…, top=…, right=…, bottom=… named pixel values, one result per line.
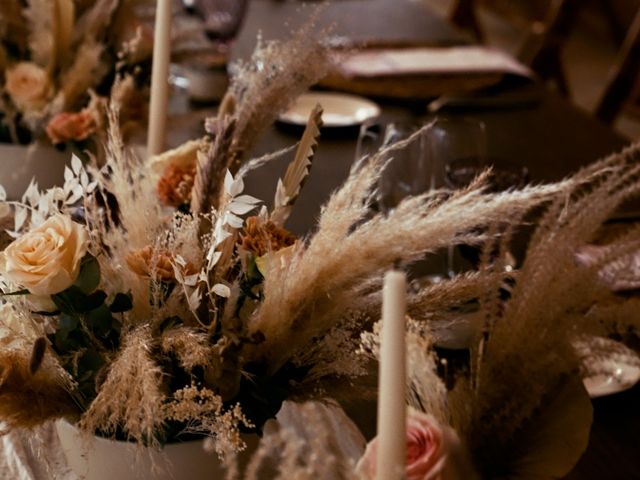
left=278, top=92, right=381, bottom=127
left=574, top=336, right=640, bottom=398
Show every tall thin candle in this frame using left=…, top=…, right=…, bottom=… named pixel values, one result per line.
left=376, top=269, right=407, bottom=480
left=147, top=0, right=171, bottom=156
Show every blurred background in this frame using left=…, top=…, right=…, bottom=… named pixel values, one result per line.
left=423, top=0, right=640, bottom=138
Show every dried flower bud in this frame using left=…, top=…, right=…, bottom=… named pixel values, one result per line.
left=29, top=337, right=47, bottom=374
left=157, top=163, right=197, bottom=208
left=126, top=246, right=195, bottom=282
left=239, top=216, right=296, bottom=257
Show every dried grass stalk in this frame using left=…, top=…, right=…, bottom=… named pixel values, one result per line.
left=80, top=327, right=165, bottom=445
left=229, top=18, right=334, bottom=163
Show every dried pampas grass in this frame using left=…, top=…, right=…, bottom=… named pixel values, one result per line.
left=80, top=326, right=164, bottom=446
left=0, top=351, right=78, bottom=430
left=229, top=17, right=334, bottom=163
left=245, top=128, right=567, bottom=373
left=398, top=143, right=640, bottom=478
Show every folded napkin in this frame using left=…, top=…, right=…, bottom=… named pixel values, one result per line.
left=321, top=46, right=532, bottom=100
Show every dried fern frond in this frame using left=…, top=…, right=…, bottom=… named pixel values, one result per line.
left=271, top=104, right=323, bottom=227
left=241, top=401, right=362, bottom=480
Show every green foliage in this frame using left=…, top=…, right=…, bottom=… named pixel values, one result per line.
left=110, top=292, right=133, bottom=313
left=46, top=254, right=132, bottom=407
left=74, top=254, right=101, bottom=294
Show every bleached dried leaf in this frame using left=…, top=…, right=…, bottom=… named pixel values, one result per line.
left=14, top=207, right=27, bottom=232
left=212, top=283, right=231, bottom=298
left=183, top=274, right=199, bottom=287
left=228, top=200, right=258, bottom=216
left=188, top=286, right=202, bottom=311
left=71, top=154, right=83, bottom=175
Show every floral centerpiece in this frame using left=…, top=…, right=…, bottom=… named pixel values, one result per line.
left=1, top=20, right=639, bottom=480
left=0, top=0, right=219, bottom=150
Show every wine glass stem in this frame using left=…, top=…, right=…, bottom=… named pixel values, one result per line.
left=447, top=245, right=455, bottom=278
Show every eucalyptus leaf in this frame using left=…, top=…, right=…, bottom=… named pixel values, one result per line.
left=86, top=304, right=114, bottom=337
left=74, top=254, right=101, bottom=294
left=110, top=292, right=133, bottom=313
left=53, top=287, right=106, bottom=314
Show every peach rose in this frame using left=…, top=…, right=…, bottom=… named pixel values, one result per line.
left=356, top=410, right=468, bottom=480
left=46, top=109, right=97, bottom=145
left=4, top=62, right=51, bottom=112
left=0, top=215, right=89, bottom=296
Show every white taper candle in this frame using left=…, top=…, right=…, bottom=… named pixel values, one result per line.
left=147, top=0, right=172, bottom=156
left=376, top=269, right=407, bottom=480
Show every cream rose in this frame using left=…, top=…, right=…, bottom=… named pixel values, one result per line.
left=356, top=409, right=473, bottom=480
left=4, top=62, right=52, bottom=112
left=0, top=215, right=89, bottom=296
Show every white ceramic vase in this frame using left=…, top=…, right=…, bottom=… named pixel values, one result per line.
left=54, top=400, right=366, bottom=480
left=0, top=142, right=69, bottom=199
left=55, top=420, right=259, bottom=480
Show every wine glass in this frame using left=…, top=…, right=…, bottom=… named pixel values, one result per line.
left=425, top=118, right=487, bottom=277
left=430, top=118, right=529, bottom=274
left=186, top=0, right=249, bottom=44
left=355, top=122, right=433, bottom=212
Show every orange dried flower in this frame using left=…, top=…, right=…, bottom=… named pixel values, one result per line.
left=157, top=163, right=196, bottom=208
left=126, top=246, right=195, bottom=282
left=239, top=216, right=296, bottom=257
left=46, top=109, right=97, bottom=145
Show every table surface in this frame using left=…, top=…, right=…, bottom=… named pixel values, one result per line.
left=183, top=1, right=638, bottom=478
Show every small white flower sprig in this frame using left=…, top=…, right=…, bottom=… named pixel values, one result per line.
left=177, top=169, right=261, bottom=323
left=0, top=155, right=96, bottom=238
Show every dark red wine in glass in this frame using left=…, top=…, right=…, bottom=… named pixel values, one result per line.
left=445, top=156, right=529, bottom=265
left=445, top=156, right=529, bottom=191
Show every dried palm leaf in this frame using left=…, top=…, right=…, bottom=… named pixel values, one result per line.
left=271, top=104, right=323, bottom=227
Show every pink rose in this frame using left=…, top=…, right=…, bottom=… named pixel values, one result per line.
left=46, top=109, right=97, bottom=145
left=4, top=62, right=51, bottom=112
left=356, top=410, right=471, bottom=480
